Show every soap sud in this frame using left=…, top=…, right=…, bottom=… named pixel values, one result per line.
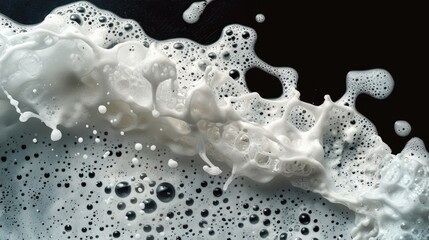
left=183, top=0, right=215, bottom=24
left=255, top=14, right=265, bottom=23
left=394, top=120, right=412, bottom=137
left=0, top=2, right=428, bottom=240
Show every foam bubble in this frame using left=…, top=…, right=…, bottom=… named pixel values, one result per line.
left=394, top=120, right=412, bottom=137
left=255, top=14, right=265, bottom=23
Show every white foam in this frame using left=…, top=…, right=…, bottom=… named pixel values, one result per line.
left=0, top=2, right=428, bottom=240
left=183, top=0, right=215, bottom=24
left=255, top=14, right=265, bottom=23
left=394, top=120, right=412, bottom=137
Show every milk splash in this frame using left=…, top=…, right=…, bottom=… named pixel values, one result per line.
left=183, top=0, right=215, bottom=24
left=1, top=2, right=428, bottom=240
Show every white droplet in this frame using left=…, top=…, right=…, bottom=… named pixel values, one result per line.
left=394, top=120, right=412, bottom=137
left=102, top=151, right=110, bottom=159
left=150, top=145, right=156, bottom=151
left=50, top=129, right=62, bottom=141
left=78, top=137, right=83, bottom=143
left=168, top=159, right=178, bottom=168
left=255, top=14, right=265, bottom=23
left=135, top=143, right=143, bottom=151
left=98, top=105, right=107, bottom=114
left=131, top=157, right=139, bottom=164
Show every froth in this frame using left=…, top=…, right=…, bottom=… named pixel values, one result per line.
left=0, top=2, right=428, bottom=240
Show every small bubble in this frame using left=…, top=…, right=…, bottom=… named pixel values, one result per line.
left=229, top=69, right=240, bottom=80
left=115, top=181, right=131, bottom=198
left=263, top=219, right=270, bottom=226
left=76, top=6, right=85, bottom=13
left=208, top=52, right=217, bottom=59
left=142, top=198, right=157, bottom=213
left=146, top=235, right=155, bottom=240
left=185, top=198, right=194, bottom=206
left=259, top=229, right=269, bottom=238
left=201, top=209, right=209, bottom=217
left=135, top=183, right=145, bottom=193
left=279, top=233, right=288, bottom=240
left=199, top=220, right=208, bottom=228
left=263, top=208, right=271, bottom=216
left=124, top=23, right=133, bottom=31
left=301, top=227, right=309, bottom=235
left=113, top=231, right=121, bottom=238
left=249, top=214, right=259, bottom=224
left=143, top=225, right=152, bottom=232
left=213, top=187, right=223, bottom=197
left=156, top=182, right=175, bottom=203
left=117, top=202, right=126, bottom=210
left=64, top=225, right=72, bottom=232
left=242, top=31, right=250, bottom=39
left=299, top=213, right=311, bottom=225
left=104, top=186, right=112, bottom=194
left=126, top=211, right=136, bottom=221
left=155, top=225, right=164, bottom=233
left=222, top=51, right=230, bottom=60
left=98, top=16, right=107, bottom=22
left=173, top=43, right=184, bottom=50
left=70, top=14, right=82, bottom=25
left=185, top=209, right=193, bottom=216
left=313, top=226, right=320, bottom=232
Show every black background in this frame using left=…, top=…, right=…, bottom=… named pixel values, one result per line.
left=0, top=0, right=427, bottom=154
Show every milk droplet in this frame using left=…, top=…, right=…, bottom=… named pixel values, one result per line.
left=50, top=129, right=62, bottom=141
left=135, top=143, right=143, bottom=151
left=98, top=105, right=107, bottom=114
left=168, top=159, right=178, bottom=168
left=394, top=120, right=412, bottom=137
left=182, top=0, right=215, bottom=24
left=255, top=14, right=265, bottom=23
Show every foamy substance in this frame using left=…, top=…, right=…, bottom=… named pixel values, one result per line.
left=1, top=2, right=428, bottom=239
left=183, top=0, right=215, bottom=24
left=394, top=120, right=412, bottom=137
